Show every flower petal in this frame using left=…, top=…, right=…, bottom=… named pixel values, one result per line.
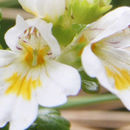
left=82, top=45, right=115, bottom=92
left=18, top=0, right=37, bottom=15
left=37, top=82, right=67, bottom=107
left=18, top=0, right=65, bottom=20
left=26, top=18, right=61, bottom=57
left=37, top=60, right=81, bottom=107
left=36, top=0, right=65, bottom=20
left=5, top=16, right=60, bottom=57
left=46, top=60, right=81, bottom=96
left=101, top=27, right=130, bottom=48
left=0, top=95, right=16, bottom=128
left=82, top=42, right=130, bottom=109
left=118, top=90, right=130, bottom=110
left=0, top=50, right=16, bottom=67
left=5, top=15, right=28, bottom=51
left=9, top=96, right=38, bottom=130
left=83, top=7, right=130, bottom=43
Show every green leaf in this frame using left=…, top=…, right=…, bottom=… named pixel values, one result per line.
left=112, top=0, right=130, bottom=8
left=0, top=0, right=19, bottom=8
left=28, top=108, right=70, bottom=130
left=0, top=19, right=15, bottom=49
left=0, top=9, right=2, bottom=21
left=2, top=109, right=70, bottom=130
left=80, top=71, right=100, bottom=93
left=1, top=124, right=9, bottom=130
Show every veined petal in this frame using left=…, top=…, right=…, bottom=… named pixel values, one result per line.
left=5, top=15, right=28, bottom=51
left=10, top=96, right=38, bottom=130
left=4, top=63, right=42, bottom=101
left=83, top=7, right=130, bottom=44
left=0, top=62, right=40, bottom=129
left=5, top=15, right=60, bottom=57
left=26, top=18, right=61, bottom=57
left=102, top=27, right=130, bottom=48
left=82, top=40, right=130, bottom=109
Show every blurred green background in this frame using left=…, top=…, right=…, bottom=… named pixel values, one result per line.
left=0, top=0, right=130, bottom=48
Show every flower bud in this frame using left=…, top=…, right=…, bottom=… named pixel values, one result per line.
left=18, top=0, right=66, bottom=22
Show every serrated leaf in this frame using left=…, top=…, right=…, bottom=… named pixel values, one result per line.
left=80, top=71, right=100, bottom=93
left=28, top=108, right=70, bottom=130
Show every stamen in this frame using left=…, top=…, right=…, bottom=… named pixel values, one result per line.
left=18, top=27, right=51, bottom=67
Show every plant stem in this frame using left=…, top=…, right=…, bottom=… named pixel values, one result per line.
left=56, top=94, right=119, bottom=109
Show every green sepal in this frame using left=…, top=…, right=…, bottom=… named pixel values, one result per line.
left=52, top=23, right=85, bottom=47
left=28, top=108, right=70, bottom=130
left=80, top=71, right=100, bottom=93
left=58, top=39, right=86, bottom=69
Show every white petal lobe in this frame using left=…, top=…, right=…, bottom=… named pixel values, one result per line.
left=0, top=50, right=16, bottom=67
left=5, top=15, right=28, bottom=51
left=46, top=61, right=81, bottom=96
left=84, top=7, right=130, bottom=43
left=10, top=97, right=38, bottom=130
left=18, top=0, right=65, bottom=20
left=82, top=45, right=113, bottom=91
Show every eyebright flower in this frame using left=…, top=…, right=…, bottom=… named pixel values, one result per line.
left=81, top=7, right=130, bottom=110
left=18, top=0, right=65, bottom=22
left=0, top=15, right=81, bottom=130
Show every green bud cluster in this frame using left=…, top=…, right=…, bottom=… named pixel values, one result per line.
left=66, top=0, right=112, bottom=24
left=53, top=0, right=112, bottom=48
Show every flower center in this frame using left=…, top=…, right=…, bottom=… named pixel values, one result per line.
left=23, top=43, right=49, bottom=67
left=18, top=27, right=51, bottom=67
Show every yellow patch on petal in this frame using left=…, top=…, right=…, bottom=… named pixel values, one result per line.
left=22, top=6, right=38, bottom=17
left=5, top=73, right=42, bottom=100
left=106, top=67, right=130, bottom=90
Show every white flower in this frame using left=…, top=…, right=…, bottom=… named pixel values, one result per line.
left=0, top=15, right=81, bottom=130
left=81, top=7, right=130, bottom=110
left=18, top=0, right=65, bottom=21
